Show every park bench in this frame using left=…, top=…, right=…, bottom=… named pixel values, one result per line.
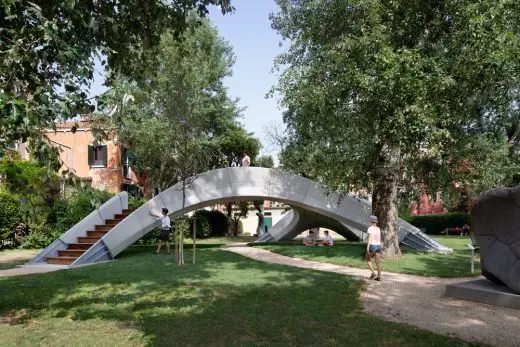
left=466, top=234, right=480, bottom=273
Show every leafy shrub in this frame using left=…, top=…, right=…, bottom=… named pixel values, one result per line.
left=0, top=157, right=46, bottom=196
left=57, top=188, right=114, bottom=232
left=128, top=197, right=146, bottom=210
left=0, top=190, right=22, bottom=249
left=403, top=212, right=470, bottom=234
left=20, top=225, right=61, bottom=249
left=135, top=229, right=159, bottom=245
left=203, top=209, right=229, bottom=237
left=191, top=211, right=212, bottom=238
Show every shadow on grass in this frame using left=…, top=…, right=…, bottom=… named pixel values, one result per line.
left=0, top=246, right=483, bottom=346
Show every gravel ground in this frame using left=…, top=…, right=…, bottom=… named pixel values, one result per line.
left=224, top=244, right=520, bottom=347
left=0, top=251, right=59, bottom=277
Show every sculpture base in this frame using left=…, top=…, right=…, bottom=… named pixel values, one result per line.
left=445, top=279, right=520, bottom=310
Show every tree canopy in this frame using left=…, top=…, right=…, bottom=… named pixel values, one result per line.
left=271, top=0, right=520, bottom=256
left=0, top=0, right=232, bottom=153
left=95, top=17, right=259, bottom=190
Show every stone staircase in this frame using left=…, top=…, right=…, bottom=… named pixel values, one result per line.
left=46, top=209, right=134, bottom=265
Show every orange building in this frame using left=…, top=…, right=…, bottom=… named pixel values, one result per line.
left=44, top=120, right=146, bottom=197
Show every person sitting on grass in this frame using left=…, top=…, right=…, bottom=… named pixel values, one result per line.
left=366, top=215, right=382, bottom=281
left=149, top=207, right=171, bottom=254
left=303, top=229, right=318, bottom=246
left=322, top=230, right=334, bottom=247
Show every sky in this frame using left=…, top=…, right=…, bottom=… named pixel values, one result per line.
left=209, top=1, right=286, bottom=156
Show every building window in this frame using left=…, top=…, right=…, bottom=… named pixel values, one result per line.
left=88, top=145, right=107, bottom=167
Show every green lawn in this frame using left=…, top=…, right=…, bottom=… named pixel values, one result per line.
left=0, top=246, right=483, bottom=346
left=255, top=236, right=480, bottom=278
left=431, top=235, right=476, bottom=251
left=185, top=235, right=257, bottom=245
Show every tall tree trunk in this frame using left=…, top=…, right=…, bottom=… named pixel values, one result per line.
left=372, top=141, right=402, bottom=258
left=226, top=202, right=233, bottom=236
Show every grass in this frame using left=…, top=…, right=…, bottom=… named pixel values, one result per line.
left=431, top=235, right=476, bottom=250
left=185, top=235, right=257, bottom=245
left=0, top=246, right=484, bottom=346
left=255, top=236, right=480, bottom=278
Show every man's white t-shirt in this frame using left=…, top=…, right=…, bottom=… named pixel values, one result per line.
left=160, top=216, right=171, bottom=229
left=367, top=226, right=381, bottom=246
left=324, top=235, right=334, bottom=246
left=241, top=155, right=250, bottom=167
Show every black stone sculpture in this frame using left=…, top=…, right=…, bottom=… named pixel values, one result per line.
left=471, top=185, right=520, bottom=294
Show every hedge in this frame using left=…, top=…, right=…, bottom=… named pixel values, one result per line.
left=403, top=212, right=470, bottom=235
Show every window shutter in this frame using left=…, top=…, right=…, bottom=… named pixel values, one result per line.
left=121, top=147, right=127, bottom=166
left=88, top=145, right=93, bottom=166
left=128, top=152, right=136, bottom=166
left=102, top=145, right=108, bottom=167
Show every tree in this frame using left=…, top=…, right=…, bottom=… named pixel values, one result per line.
left=95, top=17, right=248, bottom=190
left=229, top=200, right=249, bottom=237
left=262, top=120, right=288, bottom=159
left=0, top=0, right=232, bottom=156
left=271, top=0, right=520, bottom=257
left=256, top=155, right=275, bottom=168
left=207, top=124, right=261, bottom=168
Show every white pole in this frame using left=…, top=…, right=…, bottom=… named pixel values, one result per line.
left=470, top=248, right=474, bottom=273
left=193, top=217, right=196, bottom=264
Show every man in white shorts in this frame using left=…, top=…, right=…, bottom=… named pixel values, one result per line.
left=366, top=215, right=382, bottom=280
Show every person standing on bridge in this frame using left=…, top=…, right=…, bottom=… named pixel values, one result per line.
left=241, top=149, right=251, bottom=167
left=366, top=215, right=382, bottom=281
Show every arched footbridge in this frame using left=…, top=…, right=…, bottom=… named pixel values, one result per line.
left=28, top=167, right=451, bottom=267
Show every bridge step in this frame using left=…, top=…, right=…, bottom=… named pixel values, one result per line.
left=68, top=243, right=94, bottom=250
left=44, top=209, right=134, bottom=265
left=87, top=230, right=109, bottom=238
left=57, top=250, right=86, bottom=257
left=46, top=256, right=77, bottom=265
left=105, top=218, right=123, bottom=226
left=77, top=236, right=101, bottom=243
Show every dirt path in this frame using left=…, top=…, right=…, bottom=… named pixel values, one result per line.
left=0, top=250, right=38, bottom=263
left=223, top=244, right=520, bottom=347
left=0, top=251, right=61, bottom=277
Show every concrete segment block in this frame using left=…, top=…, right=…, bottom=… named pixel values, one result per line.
left=130, top=199, right=165, bottom=234
left=98, top=193, right=126, bottom=221
left=228, top=167, right=271, bottom=198
left=103, top=213, right=145, bottom=253
left=269, top=171, right=310, bottom=202
left=159, top=184, right=201, bottom=212
left=303, top=182, right=342, bottom=211
left=60, top=167, right=447, bottom=265
left=192, top=168, right=233, bottom=202
left=60, top=212, right=105, bottom=244
left=334, top=198, right=373, bottom=233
